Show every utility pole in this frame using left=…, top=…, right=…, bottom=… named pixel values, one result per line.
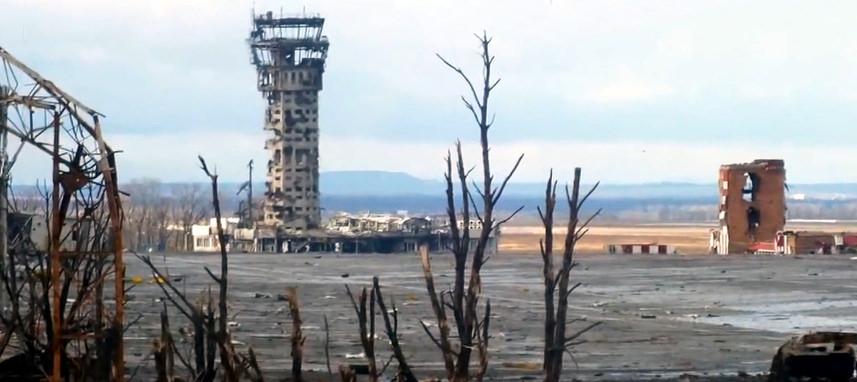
left=247, top=159, right=253, bottom=226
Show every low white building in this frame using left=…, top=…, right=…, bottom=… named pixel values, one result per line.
left=427, top=214, right=500, bottom=254
left=191, top=217, right=241, bottom=252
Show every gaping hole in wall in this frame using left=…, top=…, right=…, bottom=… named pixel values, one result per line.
left=285, top=110, right=296, bottom=126
left=747, top=206, right=760, bottom=234
left=742, top=172, right=759, bottom=202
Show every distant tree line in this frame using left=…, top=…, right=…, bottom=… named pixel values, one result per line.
left=15, top=181, right=857, bottom=248
left=121, top=179, right=210, bottom=252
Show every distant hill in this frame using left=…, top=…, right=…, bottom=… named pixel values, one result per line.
left=319, top=170, right=718, bottom=199
left=320, top=171, right=441, bottom=196
left=12, top=170, right=857, bottom=201
left=12, top=171, right=857, bottom=223
left=319, top=171, right=857, bottom=201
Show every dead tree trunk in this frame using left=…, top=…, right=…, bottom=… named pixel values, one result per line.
left=324, top=315, right=333, bottom=378
left=419, top=244, right=455, bottom=380
left=422, top=32, right=523, bottom=382
left=541, top=168, right=602, bottom=382
left=284, top=287, right=305, bottom=381
left=339, top=364, right=357, bottom=382
left=138, top=157, right=249, bottom=382
left=137, top=254, right=217, bottom=381
left=154, top=302, right=176, bottom=382
left=198, top=156, right=240, bottom=382
left=346, top=284, right=377, bottom=381
left=540, top=171, right=557, bottom=371
left=372, top=276, right=417, bottom=382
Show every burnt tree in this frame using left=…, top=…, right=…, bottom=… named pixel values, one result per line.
left=539, top=168, right=602, bottom=382
left=421, top=32, right=523, bottom=382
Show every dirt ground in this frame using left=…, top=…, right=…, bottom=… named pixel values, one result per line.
left=500, top=225, right=714, bottom=254
left=501, top=222, right=857, bottom=255
left=121, top=248, right=857, bottom=380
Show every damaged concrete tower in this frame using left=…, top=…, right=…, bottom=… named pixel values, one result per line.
left=249, top=11, right=329, bottom=231
left=714, top=159, right=786, bottom=254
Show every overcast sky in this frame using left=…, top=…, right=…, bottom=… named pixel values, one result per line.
left=4, top=0, right=857, bottom=184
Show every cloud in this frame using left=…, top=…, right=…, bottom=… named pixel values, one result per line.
left=10, top=129, right=857, bottom=185
left=317, top=137, right=857, bottom=184
left=5, top=0, right=857, bottom=184
left=580, top=79, right=674, bottom=103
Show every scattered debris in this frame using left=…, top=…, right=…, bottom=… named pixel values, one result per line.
left=345, top=352, right=365, bottom=360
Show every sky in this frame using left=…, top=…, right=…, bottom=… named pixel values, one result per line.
left=4, top=0, right=857, bottom=184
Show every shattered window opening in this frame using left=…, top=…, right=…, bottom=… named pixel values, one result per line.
left=742, top=171, right=759, bottom=202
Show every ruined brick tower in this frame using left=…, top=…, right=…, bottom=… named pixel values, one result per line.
left=249, top=11, right=329, bottom=231
left=715, top=159, right=786, bottom=254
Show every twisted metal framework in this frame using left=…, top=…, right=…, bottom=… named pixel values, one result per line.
left=0, top=46, right=125, bottom=381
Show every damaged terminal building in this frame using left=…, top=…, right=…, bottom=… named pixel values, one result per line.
left=191, top=212, right=498, bottom=254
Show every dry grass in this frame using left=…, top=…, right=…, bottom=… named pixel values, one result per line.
left=500, top=224, right=713, bottom=254
left=501, top=222, right=857, bottom=255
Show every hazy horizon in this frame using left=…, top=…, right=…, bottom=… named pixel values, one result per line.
left=14, top=170, right=857, bottom=202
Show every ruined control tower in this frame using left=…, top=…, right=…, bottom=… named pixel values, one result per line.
left=714, top=159, right=786, bottom=254
left=249, top=11, right=329, bottom=231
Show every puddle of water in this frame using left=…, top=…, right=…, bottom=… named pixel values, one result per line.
left=676, top=313, right=857, bottom=333
left=733, top=299, right=857, bottom=313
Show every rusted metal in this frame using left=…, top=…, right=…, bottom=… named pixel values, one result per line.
left=0, top=85, right=9, bottom=310
left=770, top=332, right=857, bottom=382
left=94, top=116, right=125, bottom=380
left=50, top=111, right=61, bottom=382
left=0, top=46, right=125, bottom=381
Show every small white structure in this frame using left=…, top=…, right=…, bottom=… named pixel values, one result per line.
left=606, top=243, right=676, bottom=255
left=426, top=214, right=500, bottom=254
left=191, top=217, right=241, bottom=252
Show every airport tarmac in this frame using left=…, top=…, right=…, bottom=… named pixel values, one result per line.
left=123, top=252, right=857, bottom=380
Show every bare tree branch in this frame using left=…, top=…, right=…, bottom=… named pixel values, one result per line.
left=542, top=168, right=602, bottom=382
left=493, top=205, right=524, bottom=230
left=492, top=153, right=524, bottom=205
left=374, top=277, right=417, bottom=382
left=436, top=53, right=482, bottom=110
